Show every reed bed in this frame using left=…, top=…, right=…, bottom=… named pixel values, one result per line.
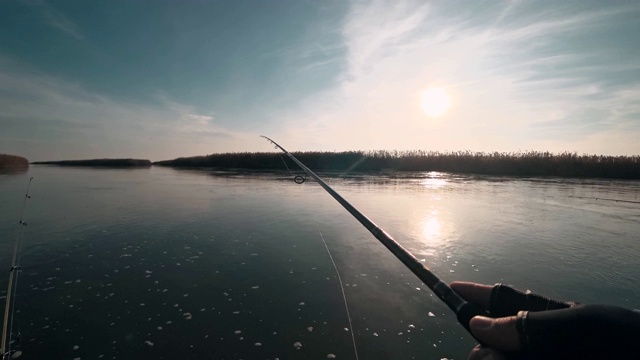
left=155, top=151, right=640, bottom=179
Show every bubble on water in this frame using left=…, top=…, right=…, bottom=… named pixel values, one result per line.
left=251, top=286, right=259, bottom=289
left=144, top=340, right=154, bottom=346
left=254, top=342, right=262, bottom=346
left=73, top=345, right=79, bottom=350
left=428, top=312, right=435, bottom=317
left=157, top=326, right=163, bottom=330
left=293, top=341, right=302, bottom=349
left=398, top=332, right=403, bottom=336
left=183, top=313, right=192, bottom=320
left=327, top=354, right=336, bottom=359
left=234, top=330, right=241, bottom=335
left=408, top=324, right=415, bottom=328
left=373, top=332, right=378, bottom=337
left=307, top=327, right=313, bottom=332
left=232, top=311, right=240, bottom=314
left=299, top=302, right=305, bottom=306
left=343, top=328, right=349, bottom=332
left=140, top=303, right=145, bottom=306
left=145, top=270, right=153, bottom=274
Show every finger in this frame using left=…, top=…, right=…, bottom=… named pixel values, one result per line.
left=468, top=345, right=509, bottom=360
left=470, top=316, right=521, bottom=352
left=490, top=284, right=572, bottom=317
left=450, top=281, right=493, bottom=310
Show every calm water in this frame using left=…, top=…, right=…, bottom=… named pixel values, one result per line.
left=1, top=166, right=639, bottom=360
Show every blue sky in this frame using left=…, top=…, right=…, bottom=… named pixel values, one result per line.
left=1, top=0, right=639, bottom=161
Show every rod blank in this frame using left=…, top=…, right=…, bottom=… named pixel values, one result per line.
left=261, top=136, right=485, bottom=336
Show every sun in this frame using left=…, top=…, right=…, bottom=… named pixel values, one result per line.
left=420, top=88, right=452, bottom=117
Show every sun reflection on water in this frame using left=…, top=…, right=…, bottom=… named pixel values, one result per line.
left=422, top=216, right=442, bottom=240
left=420, top=171, right=448, bottom=189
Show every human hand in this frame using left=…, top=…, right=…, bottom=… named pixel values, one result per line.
left=450, top=281, right=640, bottom=360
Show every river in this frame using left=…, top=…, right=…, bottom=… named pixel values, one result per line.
left=1, top=166, right=639, bottom=359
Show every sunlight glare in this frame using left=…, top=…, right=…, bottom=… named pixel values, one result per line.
left=420, top=88, right=452, bottom=117
left=422, top=217, right=442, bottom=241
left=420, top=171, right=448, bottom=189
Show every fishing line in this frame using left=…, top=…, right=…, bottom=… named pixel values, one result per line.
left=319, top=232, right=359, bottom=360
left=2, top=177, right=33, bottom=360
left=261, top=135, right=485, bottom=339
left=278, top=153, right=306, bottom=184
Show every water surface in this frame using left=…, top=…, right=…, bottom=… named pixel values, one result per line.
left=1, top=166, right=639, bottom=359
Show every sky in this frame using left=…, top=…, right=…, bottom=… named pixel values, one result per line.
left=1, top=0, right=639, bottom=161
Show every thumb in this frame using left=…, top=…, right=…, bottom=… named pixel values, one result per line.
left=470, top=316, right=521, bottom=352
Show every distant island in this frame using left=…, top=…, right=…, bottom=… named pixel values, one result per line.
left=0, top=154, right=29, bottom=170
left=32, top=159, right=152, bottom=167
left=155, top=151, right=640, bottom=179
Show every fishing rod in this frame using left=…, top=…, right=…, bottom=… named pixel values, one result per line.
left=2, top=177, right=33, bottom=360
left=260, top=136, right=485, bottom=337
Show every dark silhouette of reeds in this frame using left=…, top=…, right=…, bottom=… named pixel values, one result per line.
left=155, top=151, right=640, bottom=179
left=32, top=159, right=152, bottom=167
left=0, top=154, right=29, bottom=169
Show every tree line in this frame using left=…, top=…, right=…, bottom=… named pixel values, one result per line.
left=155, top=150, right=640, bottom=179
left=0, top=154, right=29, bottom=169
left=32, top=159, right=152, bottom=167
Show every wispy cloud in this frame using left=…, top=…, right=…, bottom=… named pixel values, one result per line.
left=46, top=10, right=83, bottom=39
left=186, top=114, right=213, bottom=124
left=0, top=57, right=251, bottom=161
left=274, top=0, right=640, bottom=155
left=26, top=1, right=84, bottom=40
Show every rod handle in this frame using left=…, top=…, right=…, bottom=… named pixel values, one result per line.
left=456, top=301, right=489, bottom=340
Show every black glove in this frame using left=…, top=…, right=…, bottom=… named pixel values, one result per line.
left=451, top=282, right=640, bottom=360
